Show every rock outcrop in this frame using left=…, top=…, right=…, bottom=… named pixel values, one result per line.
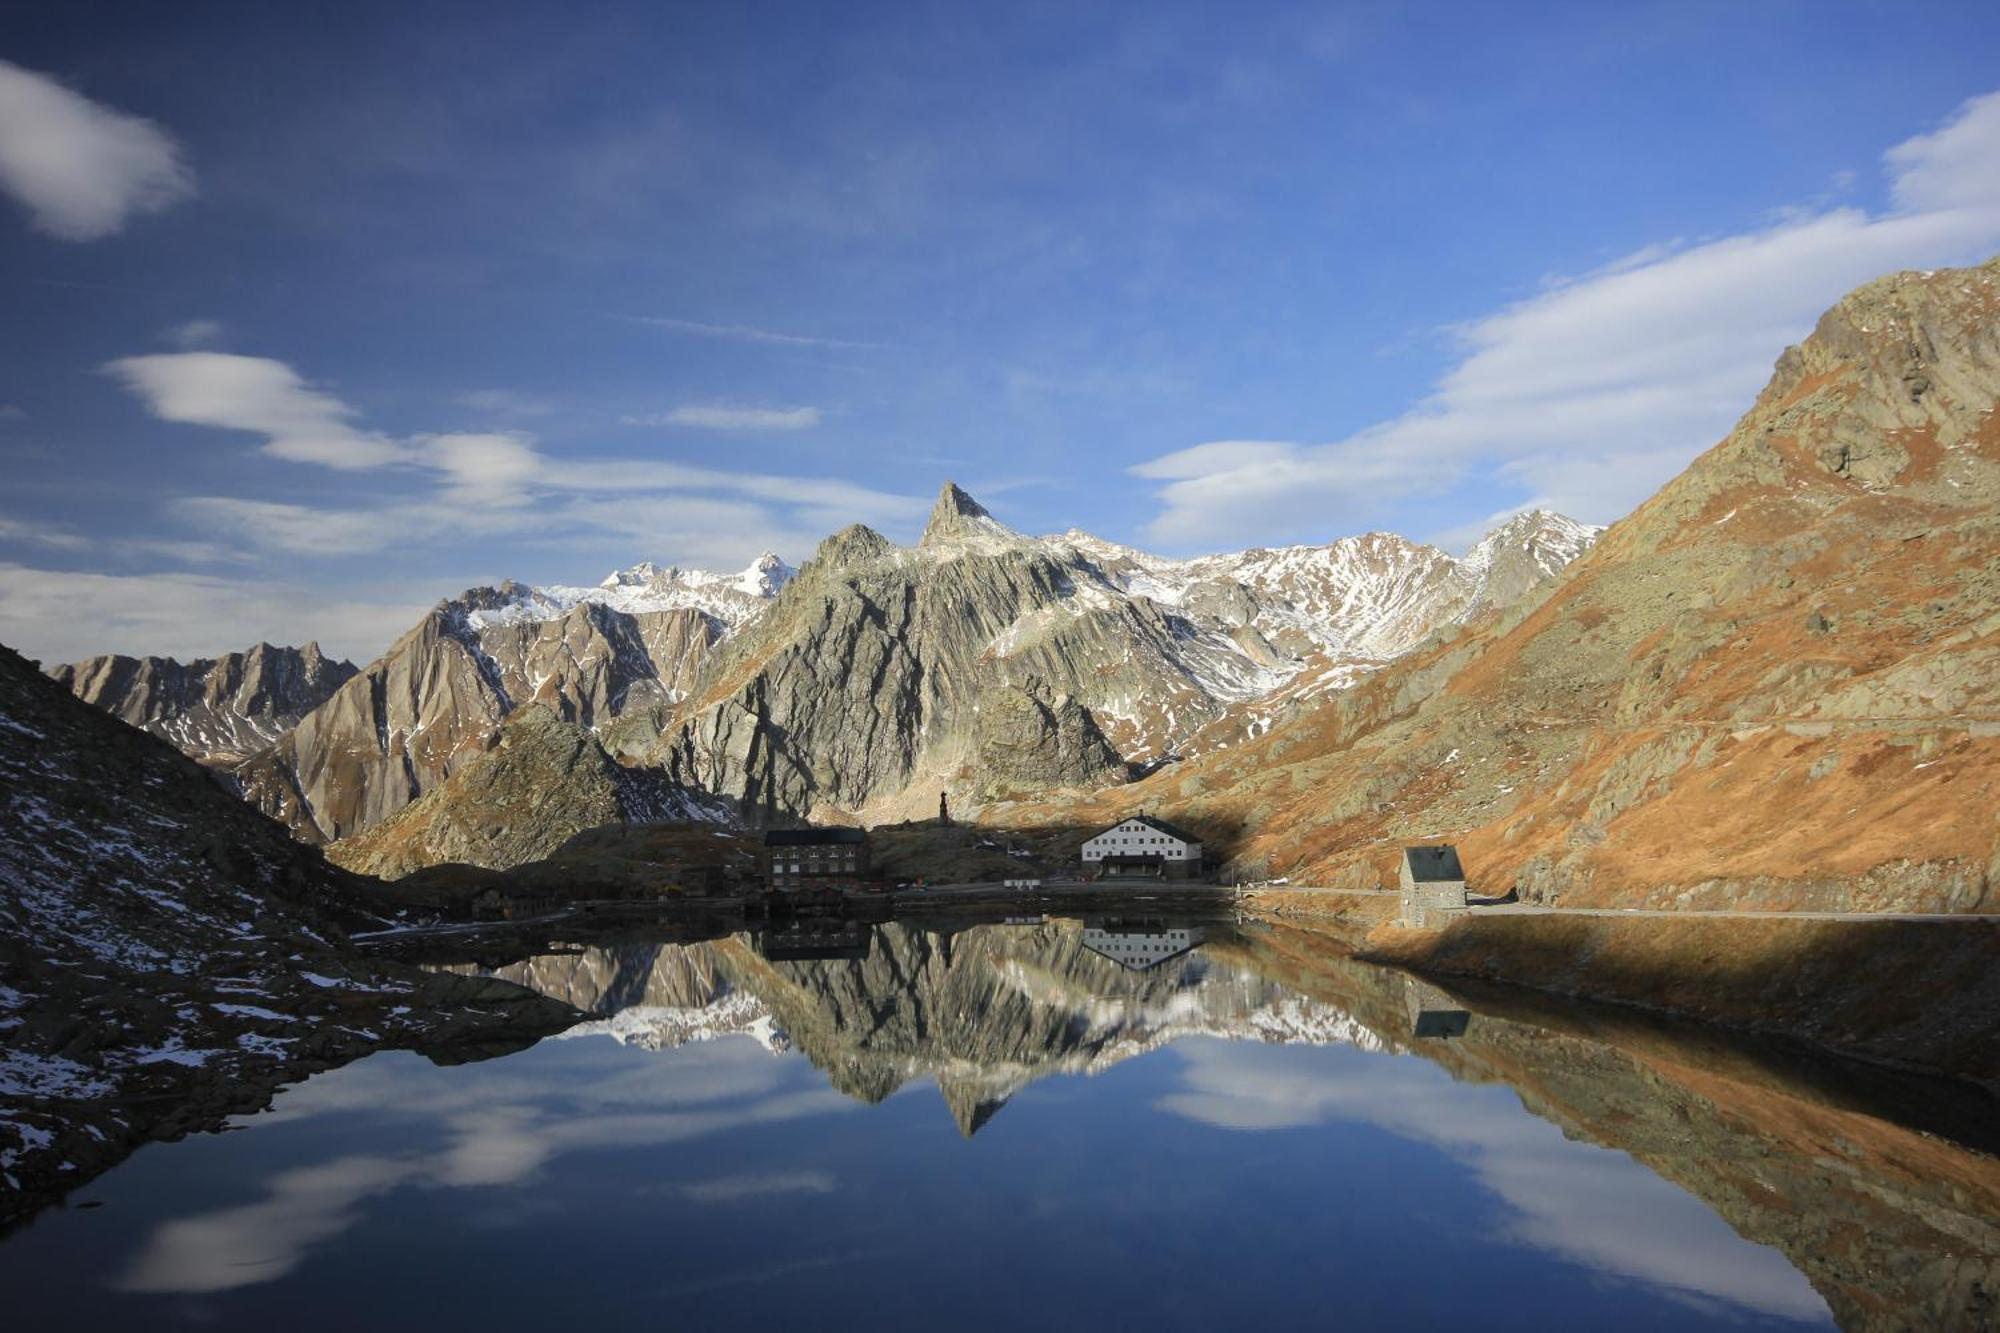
left=48, top=641, right=356, bottom=765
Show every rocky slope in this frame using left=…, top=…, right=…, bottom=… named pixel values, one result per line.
left=324, top=704, right=727, bottom=879
left=48, top=641, right=356, bottom=765
left=0, top=642, right=578, bottom=1224
left=1044, top=258, right=2000, bottom=913
left=654, top=485, right=1596, bottom=823
left=233, top=556, right=791, bottom=842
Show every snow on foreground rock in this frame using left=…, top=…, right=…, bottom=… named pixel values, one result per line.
left=0, top=643, right=577, bottom=1223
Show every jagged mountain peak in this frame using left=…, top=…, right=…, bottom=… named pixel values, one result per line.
left=47, top=640, right=360, bottom=767
left=1462, top=509, right=1604, bottom=577
left=920, top=481, right=1020, bottom=550
left=812, top=522, right=895, bottom=567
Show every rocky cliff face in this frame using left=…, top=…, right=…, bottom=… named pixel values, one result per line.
left=654, top=484, right=1596, bottom=823
left=48, top=641, right=356, bottom=765
left=1075, top=258, right=2000, bottom=912
left=0, top=642, right=577, bottom=1223
left=323, top=704, right=726, bottom=878
left=233, top=583, right=743, bottom=843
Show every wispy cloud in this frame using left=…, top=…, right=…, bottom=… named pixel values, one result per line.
left=677, top=1170, right=836, bottom=1202
left=1133, top=89, right=2000, bottom=548
left=164, top=318, right=223, bottom=349
left=104, top=352, right=405, bottom=469
left=624, top=404, right=823, bottom=431
left=0, top=404, right=26, bottom=421
left=0, top=60, right=194, bottom=241
left=93, top=347, right=926, bottom=611
left=621, top=314, right=894, bottom=351
left=0, top=562, right=434, bottom=664
left=454, top=388, right=553, bottom=417
left=0, top=515, right=90, bottom=551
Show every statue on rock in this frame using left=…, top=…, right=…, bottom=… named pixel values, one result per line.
left=939, top=791, right=951, bottom=827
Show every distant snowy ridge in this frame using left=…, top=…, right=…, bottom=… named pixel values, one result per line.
left=463, top=552, right=796, bottom=631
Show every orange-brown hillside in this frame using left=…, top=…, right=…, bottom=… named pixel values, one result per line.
left=1008, top=258, right=2000, bottom=912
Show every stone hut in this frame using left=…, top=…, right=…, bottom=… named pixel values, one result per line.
left=1398, top=844, right=1468, bottom=926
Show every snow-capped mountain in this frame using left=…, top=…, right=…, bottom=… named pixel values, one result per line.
left=127, top=484, right=1596, bottom=841
left=464, top=552, right=796, bottom=632
left=656, top=486, right=1603, bottom=821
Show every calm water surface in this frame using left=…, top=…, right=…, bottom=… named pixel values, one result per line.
left=5, top=913, right=1986, bottom=1330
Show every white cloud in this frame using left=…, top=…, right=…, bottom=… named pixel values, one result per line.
left=0, top=60, right=194, bottom=241
left=0, top=404, right=25, bottom=421
left=1134, top=90, right=2000, bottom=549
left=104, top=352, right=406, bottom=469
left=625, top=404, right=824, bottom=431
left=164, top=318, right=223, bottom=348
left=418, top=432, right=546, bottom=506
left=101, top=349, right=924, bottom=566
left=0, top=562, right=432, bottom=664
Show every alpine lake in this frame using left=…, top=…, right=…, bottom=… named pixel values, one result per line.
left=4, top=907, right=1995, bottom=1332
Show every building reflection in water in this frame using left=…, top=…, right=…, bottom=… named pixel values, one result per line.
left=752, top=917, right=875, bottom=962
left=1403, top=977, right=1472, bottom=1040
left=1081, top=917, right=1207, bottom=971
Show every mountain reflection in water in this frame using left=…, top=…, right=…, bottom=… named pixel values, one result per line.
left=4, top=912, right=1995, bottom=1332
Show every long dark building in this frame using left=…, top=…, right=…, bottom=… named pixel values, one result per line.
left=763, top=826, right=872, bottom=892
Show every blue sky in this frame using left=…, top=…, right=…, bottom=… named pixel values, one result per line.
left=3, top=1, right=2000, bottom=663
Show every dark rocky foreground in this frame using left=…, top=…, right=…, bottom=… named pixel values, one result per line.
left=0, top=643, right=580, bottom=1229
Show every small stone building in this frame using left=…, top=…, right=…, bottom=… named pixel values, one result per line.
left=1081, top=815, right=1204, bottom=880
left=1398, top=843, right=1468, bottom=926
left=763, top=826, right=871, bottom=892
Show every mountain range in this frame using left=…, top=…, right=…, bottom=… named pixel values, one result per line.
left=47, top=499, right=1597, bottom=845
left=29, top=257, right=2000, bottom=921
left=47, top=642, right=356, bottom=766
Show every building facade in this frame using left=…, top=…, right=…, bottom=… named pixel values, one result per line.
left=1398, top=843, right=1468, bottom=926
left=1081, top=815, right=1204, bottom=879
left=763, top=826, right=872, bottom=892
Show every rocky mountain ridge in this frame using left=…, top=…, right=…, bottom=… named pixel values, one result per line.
left=48, top=641, right=356, bottom=766
left=122, top=493, right=1592, bottom=844
left=1046, top=257, right=2000, bottom=913
left=652, top=485, right=1598, bottom=824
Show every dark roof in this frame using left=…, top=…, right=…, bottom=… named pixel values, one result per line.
left=764, top=826, right=869, bottom=846
left=1404, top=844, right=1466, bottom=882
left=1097, top=813, right=1202, bottom=844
